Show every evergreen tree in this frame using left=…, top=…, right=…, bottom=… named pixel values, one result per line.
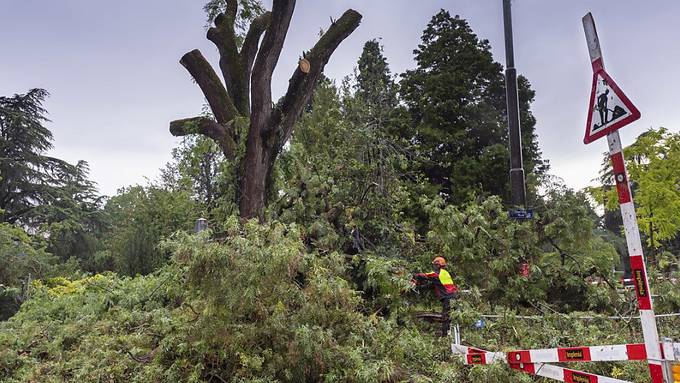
left=400, top=10, right=547, bottom=204
left=354, top=39, right=398, bottom=116
left=0, top=89, right=65, bottom=225
left=101, top=184, right=199, bottom=276
left=0, top=89, right=104, bottom=263
left=42, top=161, right=105, bottom=263
left=277, top=77, right=416, bottom=260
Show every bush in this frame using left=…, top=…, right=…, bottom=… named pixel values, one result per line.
left=1, top=215, right=674, bottom=382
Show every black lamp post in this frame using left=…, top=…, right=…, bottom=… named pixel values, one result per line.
left=503, top=0, right=528, bottom=212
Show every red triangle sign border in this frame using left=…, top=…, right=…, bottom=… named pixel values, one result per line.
left=584, top=68, right=641, bottom=144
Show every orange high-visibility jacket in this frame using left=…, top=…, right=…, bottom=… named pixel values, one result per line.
left=415, top=268, right=458, bottom=299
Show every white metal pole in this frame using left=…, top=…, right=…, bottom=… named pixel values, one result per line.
left=582, top=13, right=665, bottom=383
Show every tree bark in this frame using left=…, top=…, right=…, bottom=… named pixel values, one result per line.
left=179, top=50, right=237, bottom=124
left=169, top=0, right=362, bottom=220
left=170, top=117, right=236, bottom=160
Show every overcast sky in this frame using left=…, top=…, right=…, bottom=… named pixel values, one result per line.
left=2, top=0, right=679, bottom=197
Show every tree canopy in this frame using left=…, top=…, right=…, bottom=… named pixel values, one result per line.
left=401, top=10, right=547, bottom=204
left=591, top=127, right=680, bottom=264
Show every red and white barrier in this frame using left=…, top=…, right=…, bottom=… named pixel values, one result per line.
left=510, top=362, right=632, bottom=383
left=452, top=344, right=634, bottom=382
left=464, top=350, right=506, bottom=365
left=507, top=343, right=647, bottom=363
left=455, top=342, right=680, bottom=366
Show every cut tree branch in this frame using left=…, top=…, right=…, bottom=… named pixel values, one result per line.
left=180, top=49, right=237, bottom=124
left=224, top=0, right=238, bottom=24
left=240, top=12, right=272, bottom=114
left=169, top=0, right=362, bottom=220
left=251, top=0, right=296, bottom=119
left=270, top=9, right=362, bottom=150
left=207, top=3, right=241, bottom=113
left=170, top=117, right=236, bottom=160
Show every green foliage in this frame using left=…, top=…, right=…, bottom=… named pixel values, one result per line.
left=400, top=11, right=547, bottom=204
left=0, top=223, right=56, bottom=319
left=0, top=88, right=105, bottom=273
left=0, top=223, right=53, bottom=287
left=0, top=88, right=56, bottom=225
left=425, top=196, right=544, bottom=306
left=0, top=88, right=109, bottom=318
left=0, top=268, right=185, bottom=381
left=277, top=77, right=417, bottom=259
left=653, top=270, right=680, bottom=313
left=423, top=188, right=618, bottom=312
left=0, top=220, right=455, bottom=382
left=163, top=135, right=238, bottom=221
left=40, top=160, right=106, bottom=263
left=101, top=185, right=199, bottom=276
left=352, top=39, right=402, bottom=134
left=537, top=186, right=621, bottom=311
left=203, top=0, right=264, bottom=36
left=0, top=89, right=102, bottom=233
left=1, top=218, right=670, bottom=382
left=591, top=128, right=680, bottom=253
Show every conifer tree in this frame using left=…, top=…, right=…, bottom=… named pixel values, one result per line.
left=355, top=39, right=398, bottom=114
left=0, top=89, right=102, bottom=235
left=401, top=10, right=547, bottom=204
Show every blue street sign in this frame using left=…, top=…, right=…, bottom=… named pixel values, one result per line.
left=509, top=209, right=533, bottom=220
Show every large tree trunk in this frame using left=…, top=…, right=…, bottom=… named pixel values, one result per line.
left=239, top=114, right=274, bottom=220
left=169, top=0, right=362, bottom=220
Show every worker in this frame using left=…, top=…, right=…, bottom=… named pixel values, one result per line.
left=412, top=256, right=459, bottom=336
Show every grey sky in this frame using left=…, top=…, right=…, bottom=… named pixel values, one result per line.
left=2, top=1, right=679, bottom=196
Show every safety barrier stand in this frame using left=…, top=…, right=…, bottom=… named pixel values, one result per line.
left=452, top=342, right=680, bottom=383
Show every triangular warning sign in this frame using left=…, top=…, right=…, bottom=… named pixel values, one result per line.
left=584, top=69, right=640, bottom=144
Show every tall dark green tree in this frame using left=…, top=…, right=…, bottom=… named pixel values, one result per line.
left=0, top=89, right=65, bottom=224
left=354, top=40, right=398, bottom=117
left=0, top=89, right=104, bottom=262
left=344, top=39, right=413, bottom=193
left=42, top=160, right=105, bottom=263
left=400, top=11, right=547, bottom=204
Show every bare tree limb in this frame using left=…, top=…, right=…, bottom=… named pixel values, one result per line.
left=180, top=49, right=237, bottom=124
left=211, top=0, right=237, bottom=28
left=170, top=0, right=362, bottom=220
left=170, top=117, right=236, bottom=160
left=225, top=0, right=237, bottom=24
left=251, top=0, right=296, bottom=119
left=207, top=3, right=241, bottom=113
left=270, top=9, right=362, bottom=150
left=240, top=12, right=272, bottom=115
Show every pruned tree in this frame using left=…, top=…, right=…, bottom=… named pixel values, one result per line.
left=170, top=0, right=362, bottom=219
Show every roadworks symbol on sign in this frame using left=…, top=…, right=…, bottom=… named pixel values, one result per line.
left=584, top=68, right=640, bottom=144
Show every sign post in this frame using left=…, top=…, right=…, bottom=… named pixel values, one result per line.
left=449, top=13, right=674, bottom=383
left=582, top=13, right=665, bottom=383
